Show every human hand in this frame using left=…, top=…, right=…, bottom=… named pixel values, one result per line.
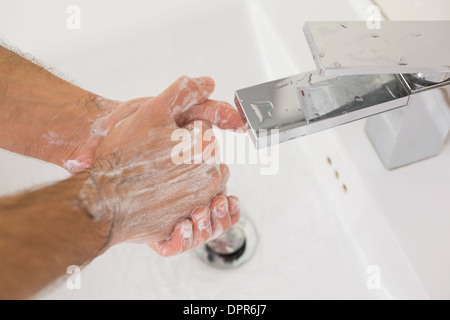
left=149, top=194, right=241, bottom=257
left=79, top=76, right=244, bottom=255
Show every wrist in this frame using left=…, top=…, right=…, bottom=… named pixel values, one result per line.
left=60, top=93, right=120, bottom=173
left=74, top=168, right=116, bottom=250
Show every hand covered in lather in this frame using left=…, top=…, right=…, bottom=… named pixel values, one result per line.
left=80, top=76, right=244, bottom=256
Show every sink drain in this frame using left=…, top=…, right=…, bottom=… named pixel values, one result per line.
left=195, top=215, right=258, bottom=269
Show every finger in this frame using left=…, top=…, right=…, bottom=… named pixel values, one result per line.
left=209, top=195, right=232, bottom=240
left=154, top=76, right=215, bottom=118
left=227, top=196, right=241, bottom=226
left=191, top=207, right=212, bottom=248
left=216, top=164, right=230, bottom=194
left=149, top=220, right=193, bottom=257
left=176, top=100, right=246, bottom=130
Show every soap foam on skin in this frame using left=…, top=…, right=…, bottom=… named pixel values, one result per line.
left=170, top=77, right=211, bottom=116
left=89, top=114, right=111, bottom=137
left=182, top=223, right=193, bottom=239
left=43, top=131, right=79, bottom=149
left=63, top=157, right=90, bottom=172
left=43, top=131, right=66, bottom=146
left=77, top=125, right=222, bottom=247
left=74, top=77, right=232, bottom=252
left=196, top=213, right=210, bottom=232
left=63, top=101, right=115, bottom=173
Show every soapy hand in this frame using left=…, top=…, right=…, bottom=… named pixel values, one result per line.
left=80, top=76, right=244, bottom=256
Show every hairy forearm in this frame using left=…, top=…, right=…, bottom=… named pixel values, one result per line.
left=0, top=172, right=111, bottom=300
left=0, top=45, right=113, bottom=170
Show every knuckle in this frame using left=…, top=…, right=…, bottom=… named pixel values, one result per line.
left=213, top=194, right=228, bottom=206
left=185, top=77, right=200, bottom=91
left=177, top=75, right=190, bottom=83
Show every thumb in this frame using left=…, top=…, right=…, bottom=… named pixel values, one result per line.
left=176, top=100, right=246, bottom=130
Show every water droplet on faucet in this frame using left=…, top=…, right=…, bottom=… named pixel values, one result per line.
left=274, top=80, right=293, bottom=89
left=250, top=101, right=275, bottom=124
left=399, top=57, right=408, bottom=66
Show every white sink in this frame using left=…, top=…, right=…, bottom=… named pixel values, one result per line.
left=0, top=0, right=448, bottom=299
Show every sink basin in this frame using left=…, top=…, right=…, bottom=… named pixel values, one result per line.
left=0, top=0, right=448, bottom=299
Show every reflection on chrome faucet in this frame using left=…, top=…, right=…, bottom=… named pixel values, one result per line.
left=235, top=21, right=450, bottom=169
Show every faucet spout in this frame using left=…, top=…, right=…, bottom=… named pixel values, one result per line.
left=235, top=21, right=450, bottom=154
left=235, top=71, right=410, bottom=148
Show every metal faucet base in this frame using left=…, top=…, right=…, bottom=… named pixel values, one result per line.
left=366, top=87, right=450, bottom=169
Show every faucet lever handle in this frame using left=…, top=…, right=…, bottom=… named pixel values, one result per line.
left=304, top=21, right=450, bottom=77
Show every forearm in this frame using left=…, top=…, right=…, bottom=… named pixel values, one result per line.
left=0, top=172, right=111, bottom=300
left=0, top=45, right=112, bottom=170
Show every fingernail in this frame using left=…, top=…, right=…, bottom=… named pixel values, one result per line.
left=212, top=196, right=228, bottom=218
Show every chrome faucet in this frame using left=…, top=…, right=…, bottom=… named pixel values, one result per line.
left=235, top=21, right=450, bottom=169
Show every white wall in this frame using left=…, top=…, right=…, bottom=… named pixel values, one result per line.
left=375, top=0, right=450, bottom=20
